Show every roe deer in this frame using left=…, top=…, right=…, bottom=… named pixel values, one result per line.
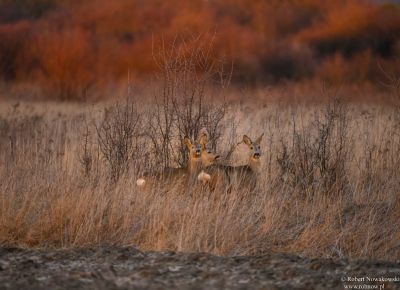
left=204, top=133, right=264, bottom=193
left=136, top=134, right=219, bottom=189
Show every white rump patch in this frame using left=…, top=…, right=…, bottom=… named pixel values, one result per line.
left=197, top=171, right=211, bottom=183
left=136, top=178, right=146, bottom=186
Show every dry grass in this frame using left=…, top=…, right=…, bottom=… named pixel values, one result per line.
left=0, top=94, right=399, bottom=262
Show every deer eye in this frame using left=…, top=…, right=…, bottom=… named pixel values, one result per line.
left=250, top=146, right=253, bottom=150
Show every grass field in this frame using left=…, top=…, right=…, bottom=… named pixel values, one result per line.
left=0, top=90, right=399, bottom=261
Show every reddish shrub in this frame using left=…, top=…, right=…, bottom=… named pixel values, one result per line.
left=0, top=0, right=399, bottom=99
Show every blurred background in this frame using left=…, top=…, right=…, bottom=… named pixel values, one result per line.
left=0, top=0, right=399, bottom=100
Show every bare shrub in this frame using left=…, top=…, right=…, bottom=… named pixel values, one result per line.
left=277, top=97, right=350, bottom=196
left=95, top=98, right=142, bottom=182
left=145, top=36, right=229, bottom=170
left=78, top=122, right=95, bottom=178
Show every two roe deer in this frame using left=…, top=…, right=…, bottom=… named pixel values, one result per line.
left=136, top=134, right=219, bottom=189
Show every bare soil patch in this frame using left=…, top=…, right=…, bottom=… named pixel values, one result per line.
left=0, top=247, right=399, bottom=290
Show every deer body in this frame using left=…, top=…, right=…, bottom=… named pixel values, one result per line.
left=205, top=134, right=264, bottom=193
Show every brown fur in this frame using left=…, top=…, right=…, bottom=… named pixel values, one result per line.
left=207, top=133, right=264, bottom=193
left=137, top=134, right=219, bottom=190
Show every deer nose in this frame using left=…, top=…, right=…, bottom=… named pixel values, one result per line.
left=254, top=153, right=260, bottom=158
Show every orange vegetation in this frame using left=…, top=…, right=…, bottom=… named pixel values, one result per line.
left=0, top=0, right=399, bottom=99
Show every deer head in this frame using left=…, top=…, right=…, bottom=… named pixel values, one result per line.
left=243, top=133, right=264, bottom=171
left=184, top=136, right=203, bottom=172
left=199, top=132, right=220, bottom=167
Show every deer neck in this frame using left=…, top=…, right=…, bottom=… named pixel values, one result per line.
left=248, top=157, right=261, bottom=173
left=188, top=157, right=203, bottom=174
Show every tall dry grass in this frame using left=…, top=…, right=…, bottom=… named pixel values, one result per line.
left=0, top=93, right=399, bottom=261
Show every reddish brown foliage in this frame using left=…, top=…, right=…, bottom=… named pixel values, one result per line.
left=0, top=0, right=399, bottom=99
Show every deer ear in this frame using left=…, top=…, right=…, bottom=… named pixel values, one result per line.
left=184, top=136, right=192, bottom=149
left=243, top=135, right=252, bottom=146
left=198, top=133, right=208, bottom=150
left=255, top=133, right=264, bottom=144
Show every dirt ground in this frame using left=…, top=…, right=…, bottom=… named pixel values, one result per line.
left=0, top=247, right=399, bottom=290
